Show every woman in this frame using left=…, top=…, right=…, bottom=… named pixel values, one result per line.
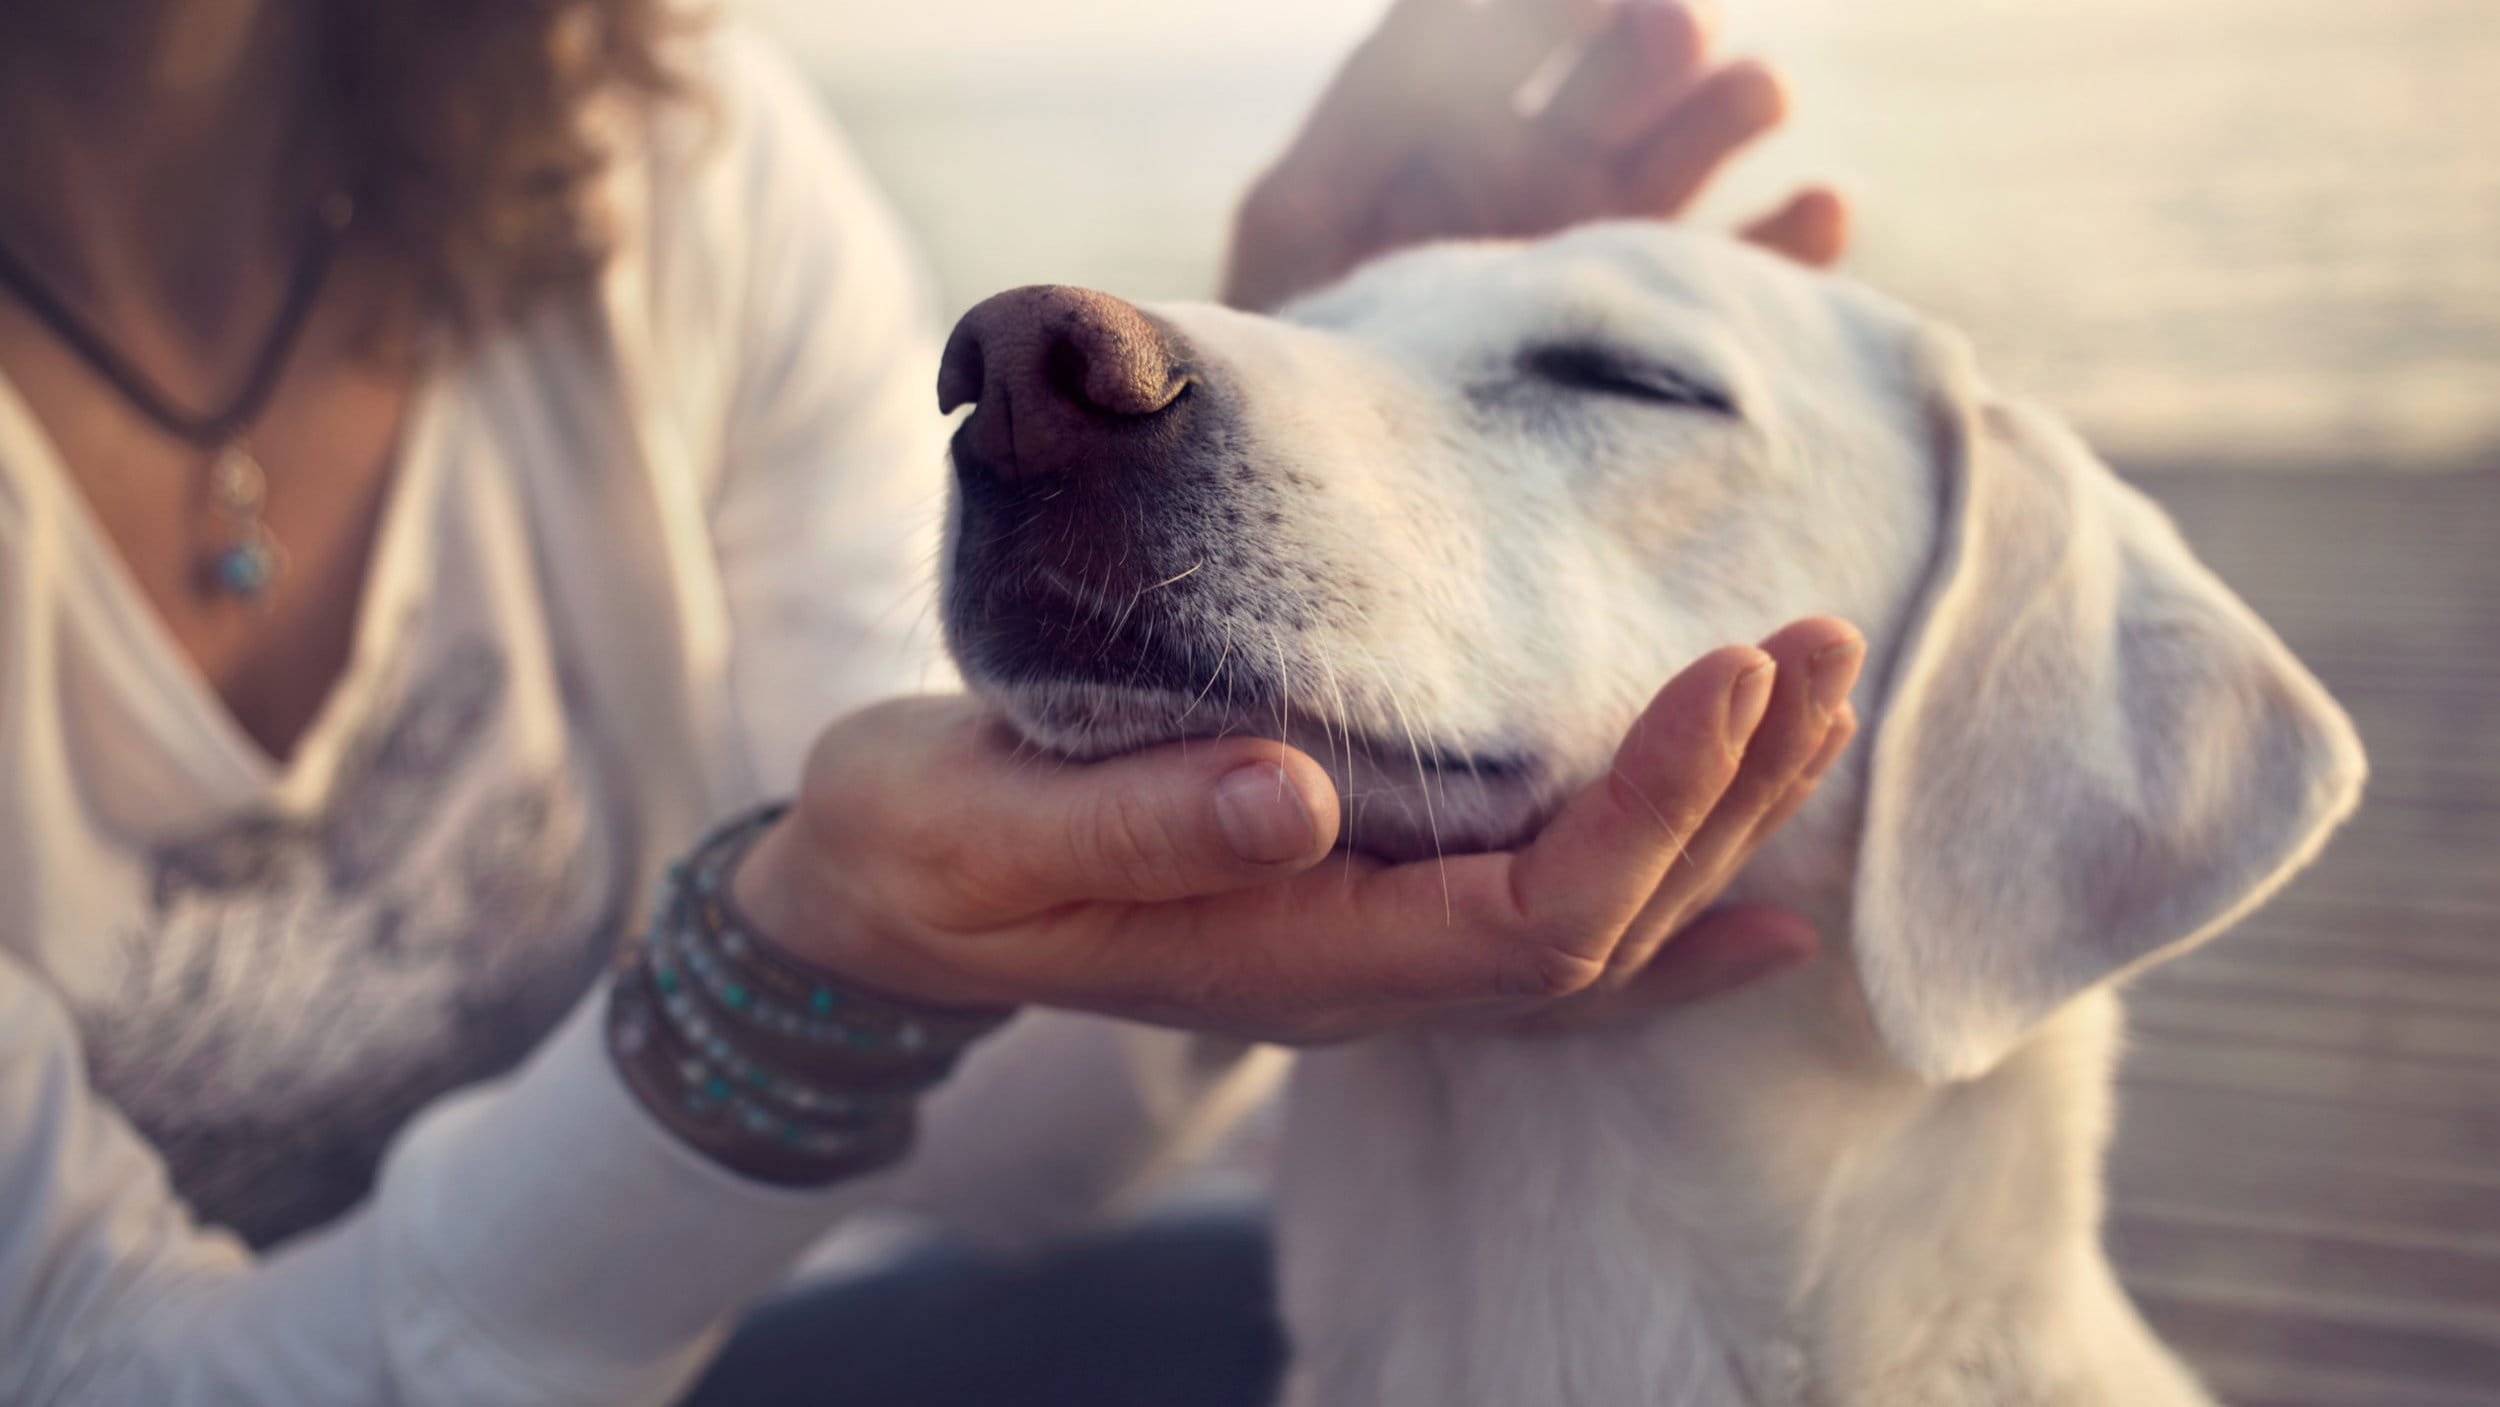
left=0, top=0, right=1858, bottom=1402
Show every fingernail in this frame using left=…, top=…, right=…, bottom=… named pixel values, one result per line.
left=1726, top=659, right=1775, bottom=748
left=1216, top=762, right=1314, bottom=865
left=1809, top=638, right=1865, bottom=719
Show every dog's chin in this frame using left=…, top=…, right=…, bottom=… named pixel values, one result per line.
left=974, top=675, right=1557, bottom=866
left=981, top=677, right=1238, bottom=762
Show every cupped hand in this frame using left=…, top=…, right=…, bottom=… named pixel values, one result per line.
left=733, top=618, right=1863, bottom=1045
left=1223, top=0, right=1849, bottom=312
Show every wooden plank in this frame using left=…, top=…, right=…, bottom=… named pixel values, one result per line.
left=2112, top=1084, right=2500, bottom=1169
left=2127, top=1277, right=2500, bottom=1388
left=2110, top=1208, right=2500, bottom=1304
left=2182, top=1355, right=2500, bottom=1407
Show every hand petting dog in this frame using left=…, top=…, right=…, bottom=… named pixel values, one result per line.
left=1224, top=0, right=1849, bottom=311
left=735, top=620, right=1861, bottom=1043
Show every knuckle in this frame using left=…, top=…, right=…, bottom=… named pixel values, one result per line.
left=1505, top=935, right=1610, bottom=1000
left=1608, top=764, right=1711, bottom=843
left=1075, top=788, right=1186, bottom=896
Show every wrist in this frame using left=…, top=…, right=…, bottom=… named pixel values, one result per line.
left=730, top=810, right=1009, bottom=1013
left=606, top=804, right=1014, bottom=1188
left=728, top=814, right=841, bottom=963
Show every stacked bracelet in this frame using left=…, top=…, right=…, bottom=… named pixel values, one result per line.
left=606, top=803, right=1015, bottom=1185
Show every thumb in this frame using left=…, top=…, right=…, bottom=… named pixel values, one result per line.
left=998, top=735, right=1343, bottom=906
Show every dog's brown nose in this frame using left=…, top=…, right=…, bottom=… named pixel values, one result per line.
left=937, top=285, right=1191, bottom=482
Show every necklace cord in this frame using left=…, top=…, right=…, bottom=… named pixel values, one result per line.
left=0, top=195, right=349, bottom=450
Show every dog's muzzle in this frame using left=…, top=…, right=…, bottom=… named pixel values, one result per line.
left=938, top=285, right=1242, bottom=697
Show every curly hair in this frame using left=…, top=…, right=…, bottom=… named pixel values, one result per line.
left=325, top=0, right=701, bottom=330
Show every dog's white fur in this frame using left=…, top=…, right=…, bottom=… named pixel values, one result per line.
left=959, top=224, right=2367, bottom=1407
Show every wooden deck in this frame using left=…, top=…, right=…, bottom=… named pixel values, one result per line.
left=2103, top=466, right=2500, bottom=1407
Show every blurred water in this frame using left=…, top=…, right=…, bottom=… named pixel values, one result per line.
left=743, top=0, right=2500, bottom=471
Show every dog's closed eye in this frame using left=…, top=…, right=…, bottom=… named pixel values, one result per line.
left=1521, top=344, right=1738, bottom=417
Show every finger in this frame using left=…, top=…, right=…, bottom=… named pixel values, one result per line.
left=1462, top=0, right=1624, bottom=39
left=1742, top=702, right=1857, bottom=848
left=1607, top=620, right=1863, bottom=972
left=1538, top=1, right=1713, bottom=151
left=1266, top=0, right=1605, bottom=215
left=997, top=775, right=1818, bottom=1034
left=1612, top=903, right=1818, bottom=1008
left=1740, top=185, right=1851, bottom=267
left=1616, top=58, right=1789, bottom=217
left=971, top=728, right=1343, bottom=908
left=1437, top=642, right=1769, bottom=991
left=1379, top=0, right=1607, bottom=102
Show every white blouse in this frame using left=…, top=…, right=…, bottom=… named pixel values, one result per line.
left=0, top=29, right=1240, bottom=1407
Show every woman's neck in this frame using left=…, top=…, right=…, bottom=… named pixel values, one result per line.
left=0, top=0, right=328, bottom=352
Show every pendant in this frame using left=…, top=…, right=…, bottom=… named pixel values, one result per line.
left=201, top=443, right=285, bottom=602
left=208, top=534, right=281, bottom=599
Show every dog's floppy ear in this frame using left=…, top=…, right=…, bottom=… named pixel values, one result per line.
left=1851, top=333, right=2366, bottom=1082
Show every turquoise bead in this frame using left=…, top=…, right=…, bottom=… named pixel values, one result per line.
left=810, top=988, right=836, bottom=1014
left=722, top=982, right=748, bottom=1009
left=211, top=542, right=276, bottom=598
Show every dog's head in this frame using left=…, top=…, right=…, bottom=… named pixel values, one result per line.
left=937, top=223, right=2364, bottom=1080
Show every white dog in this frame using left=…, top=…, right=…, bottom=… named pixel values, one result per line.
left=933, top=223, right=2366, bottom=1407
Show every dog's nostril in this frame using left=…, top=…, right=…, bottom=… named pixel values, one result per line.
left=938, top=285, right=1193, bottom=480
left=1050, top=307, right=1190, bottom=418
left=935, top=327, right=987, bottom=416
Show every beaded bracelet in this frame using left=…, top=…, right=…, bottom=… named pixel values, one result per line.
left=606, top=803, right=1016, bottom=1184
left=663, top=833, right=1003, bottom=1058
left=610, top=972, right=910, bottom=1165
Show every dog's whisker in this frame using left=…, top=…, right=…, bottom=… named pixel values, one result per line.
left=1180, top=618, right=1234, bottom=723
left=1274, top=635, right=1294, bottom=768
left=1378, top=673, right=1451, bottom=923
left=1221, top=636, right=1241, bottom=736
left=1110, top=501, right=1137, bottom=580
left=1143, top=560, right=1204, bottom=595
left=1318, top=653, right=1361, bottom=885
left=1094, top=554, right=1196, bottom=661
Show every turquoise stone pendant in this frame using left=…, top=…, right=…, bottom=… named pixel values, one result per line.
left=201, top=444, right=283, bottom=603
left=210, top=537, right=280, bottom=598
